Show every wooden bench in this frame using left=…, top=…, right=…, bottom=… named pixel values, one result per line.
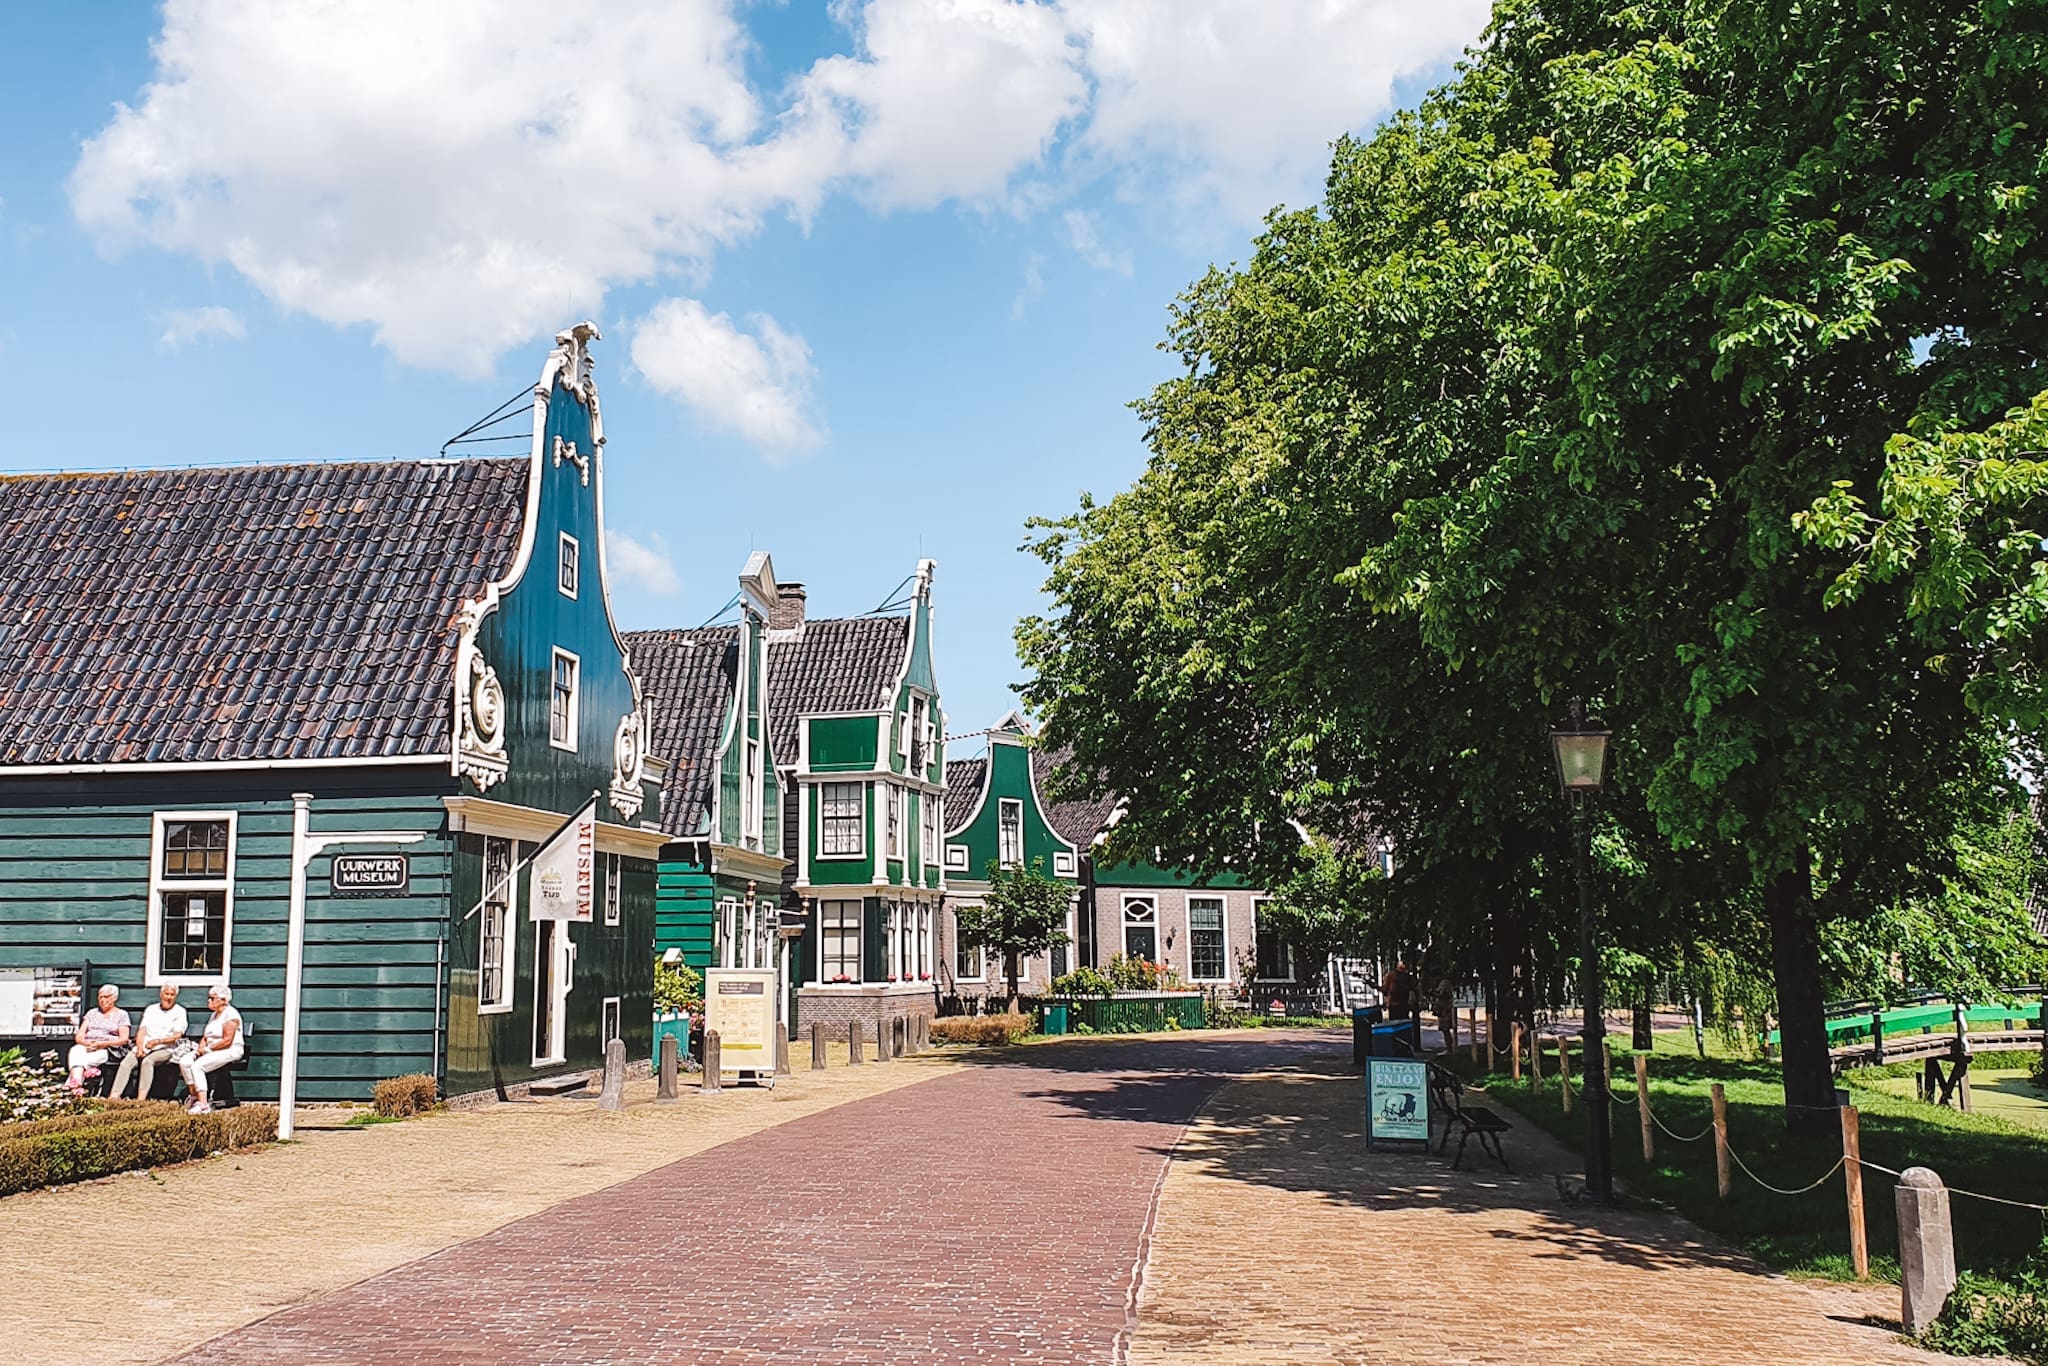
left=1428, top=1063, right=1512, bottom=1172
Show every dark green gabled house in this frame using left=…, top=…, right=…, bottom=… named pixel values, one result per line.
left=0, top=323, right=667, bottom=1105
left=626, top=554, right=790, bottom=1009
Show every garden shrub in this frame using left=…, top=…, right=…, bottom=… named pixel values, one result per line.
left=371, top=1073, right=439, bottom=1118
left=0, top=1101, right=185, bottom=1141
left=1922, top=1261, right=2048, bottom=1363
left=0, top=1047, right=84, bottom=1124
left=0, top=1105, right=277, bottom=1197
left=1049, top=966, right=1115, bottom=998
left=654, top=957, right=703, bottom=1018
left=1103, top=954, right=1183, bottom=992
left=929, top=1013, right=1032, bottom=1046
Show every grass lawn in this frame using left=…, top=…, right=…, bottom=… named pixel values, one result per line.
left=1468, top=1047, right=2048, bottom=1280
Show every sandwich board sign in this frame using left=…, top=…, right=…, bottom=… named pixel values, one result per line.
left=703, top=969, right=778, bottom=1081
left=1365, top=1056, right=1432, bottom=1150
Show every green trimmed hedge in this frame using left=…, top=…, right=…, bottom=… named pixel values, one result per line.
left=0, top=1100, right=187, bottom=1141
left=0, top=1105, right=277, bottom=1196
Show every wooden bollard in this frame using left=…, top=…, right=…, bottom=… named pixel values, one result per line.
left=1897, top=1168, right=1958, bottom=1334
left=1559, top=1037, right=1572, bottom=1115
left=1635, top=1052, right=1653, bottom=1163
left=657, top=1032, right=680, bottom=1102
left=1486, top=1021, right=1498, bottom=1072
left=1511, top=1023, right=1523, bottom=1081
left=1711, top=1082, right=1731, bottom=1199
left=875, top=1019, right=891, bottom=1062
left=775, top=1022, right=792, bottom=1076
left=1530, top=1028, right=1544, bottom=1088
left=848, top=1020, right=865, bottom=1065
left=699, top=1030, right=723, bottom=1094
left=810, top=1021, right=826, bottom=1070
left=1467, top=1008, right=1480, bottom=1063
left=598, top=1037, right=627, bottom=1111
left=1603, top=1036, right=1613, bottom=1086
left=1843, top=1105, right=1869, bottom=1279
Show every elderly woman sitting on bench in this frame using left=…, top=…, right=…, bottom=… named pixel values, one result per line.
left=178, top=983, right=244, bottom=1115
left=66, top=984, right=132, bottom=1094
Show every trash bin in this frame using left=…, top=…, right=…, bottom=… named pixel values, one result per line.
left=1352, top=1006, right=1383, bottom=1068
left=1370, top=1019, right=1417, bottom=1057
left=1043, top=1003, right=1070, bottom=1036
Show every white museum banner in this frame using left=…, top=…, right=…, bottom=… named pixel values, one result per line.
left=529, top=796, right=596, bottom=923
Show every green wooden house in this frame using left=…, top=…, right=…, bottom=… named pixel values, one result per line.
left=768, top=566, right=948, bottom=1040
left=626, top=553, right=791, bottom=1007
left=0, top=322, right=667, bottom=1104
left=940, top=712, right=1083, bottom=998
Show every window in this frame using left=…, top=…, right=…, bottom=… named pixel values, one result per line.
left=1053, top=851, right=1075, bottom=877
left=149, top=814, right=236, bottom=984
left=908, top=696, right=928, bottom=771
left=921, top=797, right=938, bottom=867
left=820, top=900, right=861, bottom=981
left=998, top=798, right=1023, bottom=868
left=917, top=905, right=931, bottom=978
left=601, top=996, right=621, bottom=1049
left=820, top=782, right=864, bottom=857
left=603, top=852, right=622, bottom=927
left=479, top=836, right=515, bottom=1011
left=945, top=844, right=968, bottom=871
left=558, top=532, right=579, bottom=599
left=1122, top=895, right=1157, bottom=962
left=744, top=739, right=762, bottom=845
left=1254, top=900, right=1297, bottom=981
left=715, top=897, right=740, bottom=969
left=1188, top=897, right=1226, bottom=981
left=549, top=649, right=579, bottom=750
left=955, top=916, right=984, bottom=981
left=886, top=784, right=903, bottom=860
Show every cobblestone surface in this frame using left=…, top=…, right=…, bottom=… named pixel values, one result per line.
left=1129, top=1051, right=1951, bottom=1366
left=171, top=1036, right=1291, bottom=1364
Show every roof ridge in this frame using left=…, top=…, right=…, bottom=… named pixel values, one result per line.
left=0, top=454, right=527, bottom=483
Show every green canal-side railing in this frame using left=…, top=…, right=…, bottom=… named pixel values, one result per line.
left=1767, top=998, right=2045, bottom=1048
left=1045, top=992, right=1206, bottom=1034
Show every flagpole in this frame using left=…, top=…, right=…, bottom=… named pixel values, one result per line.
left=456, top=791, right=601, bottom=923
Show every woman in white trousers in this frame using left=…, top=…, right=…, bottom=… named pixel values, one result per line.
left=180, top=983, right=245, bottom=1114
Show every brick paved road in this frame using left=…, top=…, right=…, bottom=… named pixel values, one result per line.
left=177, top=1034, right=1334, bottom=1365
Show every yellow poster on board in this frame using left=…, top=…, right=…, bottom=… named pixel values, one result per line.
left=704, top=969, right=777, bottom=1076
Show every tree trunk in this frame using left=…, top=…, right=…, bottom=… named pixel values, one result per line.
left=1632, top=999, right=1653, bottom=1052
left=1006, top=950, right=1021, bottom=1014
left=1765, top=853, right=1836, bottom=1136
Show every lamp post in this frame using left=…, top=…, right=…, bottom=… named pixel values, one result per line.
left=1550, top=699, right=1613, bottom=1204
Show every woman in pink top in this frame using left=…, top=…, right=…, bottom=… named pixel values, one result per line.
left=66, top=984, right=132, bottom=1093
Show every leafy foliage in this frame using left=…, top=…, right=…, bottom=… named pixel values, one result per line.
left=1049, top=966, right=1116, bottom=998
left=1101, top=954, right=1183, bottom=992
left=955, top=858, right=1072, bottom=1008
left=0, top=1047, right=83, bottom=1124
left=654, top=957, right=703, bottom=1017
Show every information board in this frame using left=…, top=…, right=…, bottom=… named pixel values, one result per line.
left=703, top=969, right=778, bottom=1077
left=1365, top=1056, right=1432, bottom=1148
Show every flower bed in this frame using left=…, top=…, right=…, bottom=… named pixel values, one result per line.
left=0, top=1103, right=278, bottom=1197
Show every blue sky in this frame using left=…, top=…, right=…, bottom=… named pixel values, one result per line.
left=0, top=1, right=1486, bottom=751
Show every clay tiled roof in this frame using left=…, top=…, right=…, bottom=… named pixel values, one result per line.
left=1033, top=746, right=1120, bottom=849
left=622, top=626, right=738, bottom=838
left=943, top=757, right=986, bottom=832
left=765, top=615, right=909, bottom=766
left=0, top=458, right=526, bottom=767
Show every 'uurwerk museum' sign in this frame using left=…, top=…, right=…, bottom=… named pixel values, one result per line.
left=332, top=854, right=410, bottom=898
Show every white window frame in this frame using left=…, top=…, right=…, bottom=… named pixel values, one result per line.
left=1252, top=897, right=1298, bottom=982
left=1121, top=894, right=1158, bottom=963
left=146, top=811, right=238, bottom=988
left=819, top=898, right=861, bottom=982
left=886, top=784, right=903, bottom=861
left=1186, top=895, right=1228, bottom=982
left=818, top=781, right=865, bottom=859
left=945, top=844, right=969, bottom=871
left=478, top=834, right=517, bottom=1014
left=603, top=851, right=622, bottom=927
left=998, top=798, right=1024, bottom=868
left=744, top=738, right=763, bottom=847
left=716, top=896, right=741, bottom=969
left=558, top=532, right=579, bottom=600
left=549, top=647, right=580, bottom=752
left=955, top=911, right=985, bottom=982
left=601, top=995, right=622, bottom=1048
left=921, top=797, right=938, bottom=868
left=1053, top=851, right=1076, bottom=877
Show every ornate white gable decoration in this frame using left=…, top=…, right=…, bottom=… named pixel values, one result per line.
left=551, top=435, right=590, bottom=486
left=610, top=707, right=647, bottom=820
left=538, top=321, right=604, bottom=428
left=454, top=597, right=508, bottom=791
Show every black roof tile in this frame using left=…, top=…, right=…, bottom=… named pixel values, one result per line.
left=765, top=616, right=909, bottom=766
left=0, top=458, right=525, bottom=767
left=1034, top=745, right=1120, bottom=849
left=622, top=626, right=738, bottom=839
left=943, top=757, right=986, bottom=832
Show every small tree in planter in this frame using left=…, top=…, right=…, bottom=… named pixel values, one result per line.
left=955, top=857, right=1071, bottom=1012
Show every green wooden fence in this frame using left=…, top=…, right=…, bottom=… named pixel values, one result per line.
left=1048, top=992, right=1206, bottom=1034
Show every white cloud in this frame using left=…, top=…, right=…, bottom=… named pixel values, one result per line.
left=157, top=305, right=246, bottom=350
left=1062, top=209, right=1131, bottom=275
left=631, top=298, right=825, bottom=459
left=1011, top=252, right=1046, bottom=320
left=73, top=0, right=1485, bottom=376
left=606, top=527, right=682, bottom=596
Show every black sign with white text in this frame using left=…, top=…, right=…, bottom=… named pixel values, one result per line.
left=332, top=854, right=410, bottom=897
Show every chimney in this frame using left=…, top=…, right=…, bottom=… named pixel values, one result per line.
left=769, top=582, right=807, bottom=632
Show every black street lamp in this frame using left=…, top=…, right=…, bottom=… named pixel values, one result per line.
left=1550, top=697, right=1613, bottom=1204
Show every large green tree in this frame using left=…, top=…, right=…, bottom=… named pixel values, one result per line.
left=1022, top=0, right=2046, bottom=1131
